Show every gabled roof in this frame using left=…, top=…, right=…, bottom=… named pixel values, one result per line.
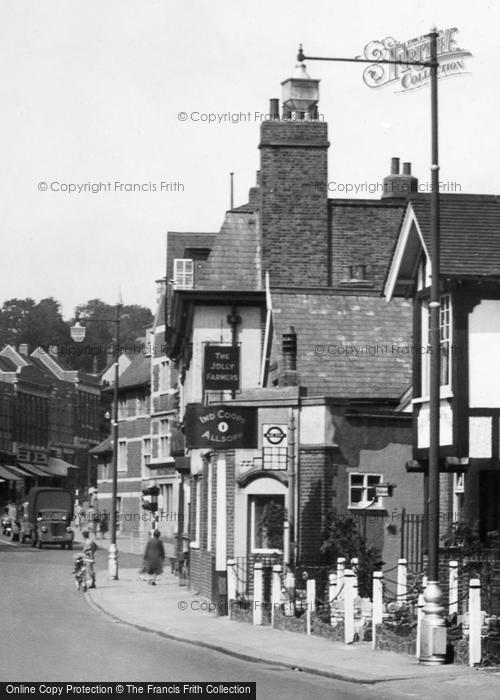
left=386, top=194, right=500, bottom=298
left=196, top=212, right=262, bottom=291
left=0, top=356, right=17, bottom=372
left=411, top=194, right=500, bottom=276
left=271, top=290, right=413, bottom=400
left=114, top=353, right=150, bottom=390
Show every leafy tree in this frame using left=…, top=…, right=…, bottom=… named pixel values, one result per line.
left=70, top=299, right=154, bottom=372
left=0, top=296, right=154, bottom=374
left=321, top=514, right=383, bottom=597
left=0, top=297, right=71, bottom=351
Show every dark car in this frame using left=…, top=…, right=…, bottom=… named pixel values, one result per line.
left=19, top=487, right=74, bottom=549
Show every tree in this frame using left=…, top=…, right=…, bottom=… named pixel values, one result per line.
left=0, top=297, right=70, bottom=351
left=0, top=296, right=154, bottom=374
left=321, top=514, right=383, bottom=597
left=70, top=299, right=154, bottom=372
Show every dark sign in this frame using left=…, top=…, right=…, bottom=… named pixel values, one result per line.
left=185, top=404, right=257, bottom=449
left=204, top=345, right=240, bottom=391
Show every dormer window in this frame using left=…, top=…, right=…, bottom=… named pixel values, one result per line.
left=173, top=259, right=194, bottom=290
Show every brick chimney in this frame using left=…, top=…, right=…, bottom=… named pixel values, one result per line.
left=259, top=67, right=329, bottom=287
left=382, top=157, right=418, bottom=199
left=18, top=343, right=29, bottom=356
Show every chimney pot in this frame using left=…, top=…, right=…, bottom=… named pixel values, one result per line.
left=402, top=162, right=411, bottom=175
left=282, top=326, right=297, bottom=372
left=391, top=157, right=400, bottom=175
left=269, top=98, right=280, bottom=119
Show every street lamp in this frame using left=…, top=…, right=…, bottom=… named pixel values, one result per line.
left=298, top=29, right=445, bottom=664
left=71, top=303, right=122, bottom=580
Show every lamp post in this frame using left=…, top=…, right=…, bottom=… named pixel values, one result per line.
left=71, top=303, right=122, bottom=580
left=298, top=29, right=445, bottom=664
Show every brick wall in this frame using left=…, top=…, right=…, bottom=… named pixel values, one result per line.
left=259, top=121, right=329, bottom=287
left=298, top=446, right=337, bottom=563
left=189, top=547, right=216, bottom=600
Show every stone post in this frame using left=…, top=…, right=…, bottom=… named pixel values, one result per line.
left=469, top=578, right=481, bottom=666
left=271, top=564, right=282, bottom=628
left=253, top=562, right=263, bottom=626
left=344, top=568, right=355, bottom=644
left=397, top=558, right=408, bottom=604
left=227, top=559, right=236, bottom=620
left=372, top=571, right=384, bottom=650
left=448, top=560, right=458, bottom=617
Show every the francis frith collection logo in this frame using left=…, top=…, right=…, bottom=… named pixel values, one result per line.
left=361, top=28, right=472, bottom=92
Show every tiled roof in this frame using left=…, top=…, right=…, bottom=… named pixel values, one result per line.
left=115, top=353, right=150, bottom=390
left=89, top=435, right=112, bottom=455
left=329, top=199, right=405, bottom=290
left=196, top=212, right=262, bottom=291
left=271, top=291, right=413, bottom=399
left=0, top=356, right=16, bottom=372
left=410, top=194, right=500, bottom=277
left=18, top=363, right=51, bottom=389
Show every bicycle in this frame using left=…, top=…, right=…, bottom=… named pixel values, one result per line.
left=72, top=554, right=94, bottom=592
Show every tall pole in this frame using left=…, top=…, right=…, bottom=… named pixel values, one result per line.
left=298, top=29, right=446, bottom=663
left=419, top=28, right=446, bottom=665
left=108, top=303, right=121, bottom=580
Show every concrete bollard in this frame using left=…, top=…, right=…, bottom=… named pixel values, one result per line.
left=227, top=559, right=236, bottom=620
left=271, top=564, right=282, bottom=627
left=253, top=562, right=263, bottom=626
left=344, top=568, right=356, bottom=644
left=284, top=571, right=295, bottom=616
left=306, top=578, right=316, bottom=635
left=416, top=592, right=425, bottom=658
left=372, top=571, right=384, bottom=650
left=329, top=572, right=337, bottom=626
left=397, top=558, right=408, bottom=604
left=469, top=578, right=481, bottom=666
left=448, top=560, right=458, bottom=617
left=336, top=557, right=346, bottom=600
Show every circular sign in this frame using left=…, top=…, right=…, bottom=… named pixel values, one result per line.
left=218, top=421, right=229, bottom=433
left=264, top=425, right=286, bottom=445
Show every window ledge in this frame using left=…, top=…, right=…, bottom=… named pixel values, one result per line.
left=251, top=549, right=283, bottom=554
left=348, top=506, right=386, bottom=512
left=412, top=389, right=454, bottom=404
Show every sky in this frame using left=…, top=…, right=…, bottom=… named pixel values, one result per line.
left=0, top=0, right=497, bottom=319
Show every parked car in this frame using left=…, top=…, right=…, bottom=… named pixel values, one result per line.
left=19, top=487, right=74, bottom=549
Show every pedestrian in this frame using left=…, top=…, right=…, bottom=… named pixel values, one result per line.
left=82, top=530, right=97, bottom=588
left=74, top=503, right=84, bottom=531
left=99, top=510, right=108, bottom=539
left=140, top=529, right=165, bottom=585
left=86, top=505, right=97, bottom=542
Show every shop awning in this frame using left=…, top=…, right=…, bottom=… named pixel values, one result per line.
left=18, top=462, right=53, bottom=477
left=45, top=457, right=78, bottom=477
left=0, top=464, right=29, bottom=480
left=0, top=465, right=22, bottom=481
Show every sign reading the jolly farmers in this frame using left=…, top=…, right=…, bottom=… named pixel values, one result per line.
left=204, top=345, right=240, bottom=391
left=185, top=404, right=257, bottom=449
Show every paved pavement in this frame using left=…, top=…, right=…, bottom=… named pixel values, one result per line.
left=86, top=556, right=500, bottom=695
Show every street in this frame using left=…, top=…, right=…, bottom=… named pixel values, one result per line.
left=0, top=536, right=384, bottom=698
left=2, top=536, right=500, bottom=699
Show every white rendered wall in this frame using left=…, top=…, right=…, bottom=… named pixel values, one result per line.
left=469, top=299, right=500, bottom=408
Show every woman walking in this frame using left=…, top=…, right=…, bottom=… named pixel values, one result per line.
left=140, top=529, right=165, bottom=585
